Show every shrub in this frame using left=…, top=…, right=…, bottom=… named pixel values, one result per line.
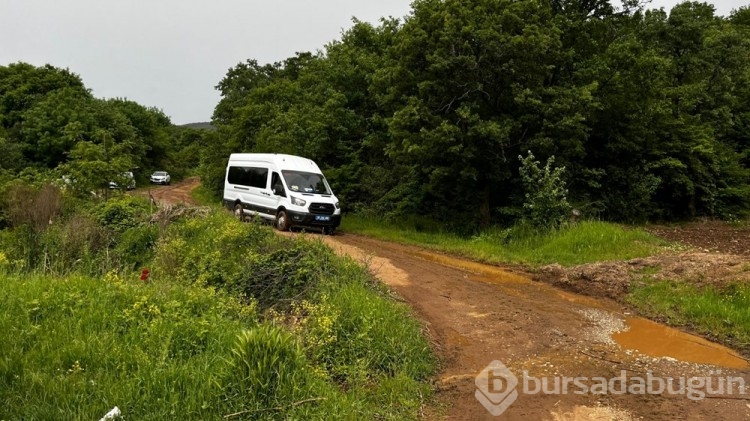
left=518, top=151, right=571, bottom=229
left=2, top=182, right=63, bottom=232
left=38, top=213, right=110, bottom=275
left=91, top=196, right=151, bottom=233
left=0, top=225, right=36, bottom=272
left=153, top=213, right=333, bottom=307
left=114, top=224, right=159, bottom=271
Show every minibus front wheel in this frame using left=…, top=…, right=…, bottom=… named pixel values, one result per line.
left=276, top=210, right=290, bottom=231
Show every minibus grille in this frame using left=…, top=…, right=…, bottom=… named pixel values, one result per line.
left=309, top=203, right=335, bottom=215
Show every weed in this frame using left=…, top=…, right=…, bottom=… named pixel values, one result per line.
left=1, top=209, right=435, bottom=419
left=3, top=182, right=63, bottom=232
left=226, top=325, right=311, bottom=406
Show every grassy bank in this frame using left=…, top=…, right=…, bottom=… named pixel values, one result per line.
left=189, top=183, right=219, bottom=207
left=341, top=215, right=664, bottom=266
left=628, top=280, right=750, bottom=353
left=0, top=208, right=435, bottom=420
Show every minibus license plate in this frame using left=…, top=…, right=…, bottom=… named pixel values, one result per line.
left=315, top=216, right=330, bottom=221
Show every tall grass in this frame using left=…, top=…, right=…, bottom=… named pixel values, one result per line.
left=0, top=273, right=255, bottom=420
left=1, top=210, right=435, bottom=420
left=342, top=215, right=664, bottom=266
left=628, top=280, right=750, bottom=351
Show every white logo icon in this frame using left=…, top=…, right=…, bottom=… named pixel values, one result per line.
left=475, top=360, right=519, bottom=416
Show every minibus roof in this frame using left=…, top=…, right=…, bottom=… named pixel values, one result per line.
left=228, top=153, right=322, bottom=173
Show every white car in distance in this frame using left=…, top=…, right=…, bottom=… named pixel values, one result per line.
left=150, top=171, right=171, bottom=185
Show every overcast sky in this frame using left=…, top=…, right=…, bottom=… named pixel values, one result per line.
left=0, top=1, right=746, bottom=125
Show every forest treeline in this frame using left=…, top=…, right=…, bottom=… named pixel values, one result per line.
left=207, top=0, right=750, bottom=224
left=2, top=0, right=749, bottom=227
left=0, top=62, right=204, bottom=197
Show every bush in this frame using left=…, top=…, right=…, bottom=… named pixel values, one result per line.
left=38, top=213, right=110, bottom=274
left=2, top=181, right=63, bottom=232
left=91, top=196, right=151, bottom=233
left=518, top=151, right=571, bottom=229
left=153, top=213, right=333, bottom=307
left=114, top=224, right=159, bottom=271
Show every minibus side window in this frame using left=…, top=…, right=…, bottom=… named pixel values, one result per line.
left=228, top=166, right=268, bottom=189
left=271, top=172, right=286, bottom=197
left=249, top=167, right=268, bottom=188
left=228, top=166, right=251, bottom=186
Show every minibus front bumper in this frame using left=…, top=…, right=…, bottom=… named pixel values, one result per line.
left=287, top=210, right=341, bottom=228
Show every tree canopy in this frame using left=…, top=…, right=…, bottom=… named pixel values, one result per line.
left=210, top=0, right=750, bottom=224
left=0, top=62, right=209, bottom=192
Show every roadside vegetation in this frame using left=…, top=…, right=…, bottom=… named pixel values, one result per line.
left=341, top=216, right=664, bottom=267
left=0, top=186, right=434, bottom=420
left=341, top=153, right=664, bottom=267
left=628, top=280, right=750, bottom=354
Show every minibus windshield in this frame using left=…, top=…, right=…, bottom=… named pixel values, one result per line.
left=282, top=170, right=331, bottom=195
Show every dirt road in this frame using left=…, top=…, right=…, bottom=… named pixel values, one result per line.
left=320, top=234, right=750, bottom=420
left=134, top=176, right=201, bottom=207
left=152, top=178, right=750, bottom=420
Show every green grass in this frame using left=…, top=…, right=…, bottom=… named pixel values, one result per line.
left=628, top=280, right=750, bottom=351
left=189, top=184, right=220, bottom=207
left=0, top=273, right=255, bottom=420
left=0, top=210, right=435, bottom=420
left=341, top=215, right=664, bottom=267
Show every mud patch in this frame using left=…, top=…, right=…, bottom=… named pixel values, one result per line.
left=579, top=309, right=626, bottom=346
left=613, top=318, right=750, bottom=369
left=647, top=220, right=750, bottom=256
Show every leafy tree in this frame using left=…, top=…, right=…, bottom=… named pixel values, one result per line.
left=60, top=133, right=134, bottom=197
left=376, top=0, right=567, bottom=224
left=0, top=63, right=87, bottom=135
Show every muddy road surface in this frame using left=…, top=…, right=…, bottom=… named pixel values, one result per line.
left=133, top=176, right=201, bottom=206
left=153, top=178, right=750, bottom=420
left=318, top=234, right=750, bottom=420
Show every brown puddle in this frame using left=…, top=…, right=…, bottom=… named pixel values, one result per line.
left=405, top=245, right=749, bottom=370
left=613, top=318, right=749, bottom=369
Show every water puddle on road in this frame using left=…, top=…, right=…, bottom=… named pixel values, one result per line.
left=612, top=318, right=749, bottom=369
left=405, top=245, right=749, bottom=369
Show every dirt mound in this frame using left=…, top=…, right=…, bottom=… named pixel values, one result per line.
left=538, top=252, right=750, bottom=301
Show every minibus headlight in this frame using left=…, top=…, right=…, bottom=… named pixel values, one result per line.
left=291, top=196, right=306, bottom=207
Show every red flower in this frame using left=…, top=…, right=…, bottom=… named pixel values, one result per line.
left=140, top=268, right=151, bottom=282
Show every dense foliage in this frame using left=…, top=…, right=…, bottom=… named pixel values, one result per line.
left=3, top=2, right=749, bottom=227
left=0, top=62, right=209, bottom=192
left=208, top=0, right=750, bottom=224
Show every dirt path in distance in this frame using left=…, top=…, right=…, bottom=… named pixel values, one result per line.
left=132, top=176, right=201, bottom=206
